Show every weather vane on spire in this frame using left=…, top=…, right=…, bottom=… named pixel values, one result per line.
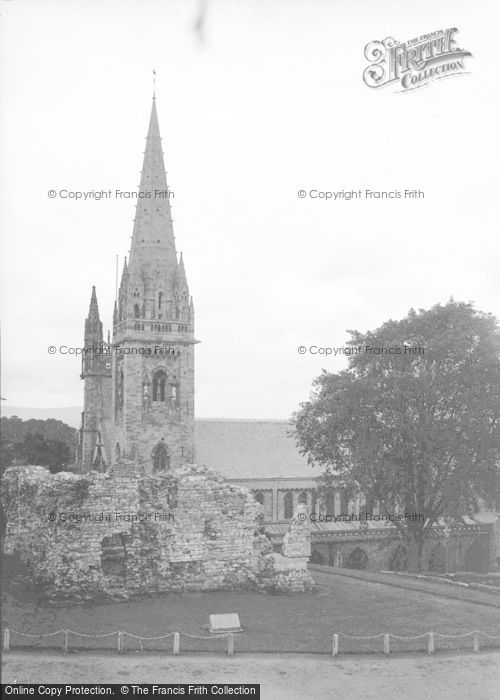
left=153, top=69, right=156, bottom=99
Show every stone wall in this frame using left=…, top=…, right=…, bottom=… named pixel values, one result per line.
left=310, top=528, right=493, bottom=572
left=2, top=462, right=314, bottom=601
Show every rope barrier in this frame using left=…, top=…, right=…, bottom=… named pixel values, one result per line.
left=8, top=628, right=229, bottom=642
left=122, top=632, right=176, bottom=641
left=4, top=627, right=500, bottom=653
left=179, top=632, right=229, bottom=640
left=389, top=633, right=430, bottom=640
left=337, top=633, right=385, bottom=639
left=66, top=630, right=118, bottom=638
left=10, top=630, right=60, bottom=638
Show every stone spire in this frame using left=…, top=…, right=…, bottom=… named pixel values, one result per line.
left=176, top=252, right=188, bottom=291
left=83, top=287, right=105, bottom=376
left=85, top=286, right=103, bottom=345
left=127, top=99, right=177, bottom=287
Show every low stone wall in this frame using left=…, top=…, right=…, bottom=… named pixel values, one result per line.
left=310, top=527, right=493, bottom=572
left=2, top=462, right=314, bottom=601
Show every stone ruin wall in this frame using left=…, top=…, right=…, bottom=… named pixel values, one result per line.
left=1, top=462, right=315, bottom=601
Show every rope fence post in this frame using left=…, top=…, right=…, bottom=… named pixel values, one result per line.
left=63, top=631, right=69, bottom=654
left=332, top=634, right=339, bottom=657
left=427, top=632, right=435, bottom=655
left=383, top=634, right=390, bottom=655
left=473, top=631, right=480, bottom=653
left=173, top=632, right=180, bottom=655
left=117, top=631, right=123, bottom=654
left=227, top=633, right=234, bottom=656
left=3, top=629, right=10, bottom=652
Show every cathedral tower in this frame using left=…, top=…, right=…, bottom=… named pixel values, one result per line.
left=78, top=286, right=112, bottom=470
left=112, top=98, right=196, bottom=471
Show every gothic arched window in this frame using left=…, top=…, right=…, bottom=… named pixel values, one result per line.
left=152, top=369, right=167, bottom=401
left=284, top=491, right=294, bottom=520
left=158, top=292, right=163, bottom=310
left=254, top=491, right=265, bottom=505
left=346, top=547, right=368, bottom=570
left=134, top=304, right=140, bottom=318
left=115, top=443, right=121, bottom=461
left=152, top=442, right=170, bottom=471
left=390, top=545, right=409, bottom=572
left=428, top=543, right=446, bottom=572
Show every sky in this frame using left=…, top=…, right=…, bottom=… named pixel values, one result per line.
left=1, top=0, right=499, bottom=419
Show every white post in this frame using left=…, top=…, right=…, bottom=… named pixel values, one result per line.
left=227, top=633, right=234, bottom=656
left=427, top=632, right=435, bottom=655
left=173, top=632, right=180, bottom=654
left=383, top=634, right=390, bottom=654
left=332, top=634, right=339, bottom=657
left=473, top=631, right=480, bottom=653
left=117, top=631, right=123, bottom=654
left=63, top=631, right=69, bottom=653
left=3, top=629, right=10, bottom=652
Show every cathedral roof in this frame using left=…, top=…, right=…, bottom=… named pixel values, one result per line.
left=195, top=418, right=315, bottom=480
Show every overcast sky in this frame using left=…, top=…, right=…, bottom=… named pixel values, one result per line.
left=1, top=0, right=499, bottom=419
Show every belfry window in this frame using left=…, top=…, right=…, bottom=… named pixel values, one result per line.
left=152, top=369, right=167, bottom=402
left=153, top=442, right=170, bottom=471
left=134, top=304, right=140, bottom=318
left=158, top=292, right=163, bottom=310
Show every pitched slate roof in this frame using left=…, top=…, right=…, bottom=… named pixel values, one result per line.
left=194, top=419, right=315, bottom=480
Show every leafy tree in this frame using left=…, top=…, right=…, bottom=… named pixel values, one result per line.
left=15, top=432, right=71, bottom=473
left=0, top=417, right=77, bottom=473
left=292, top=301, right=500, bottom=571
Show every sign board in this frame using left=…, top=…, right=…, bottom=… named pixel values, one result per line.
left=209, top=613, right=242, bottom=634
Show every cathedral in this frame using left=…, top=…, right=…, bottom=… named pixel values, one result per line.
left=76, top=97, right=195, bottom=473
left=75, top=97, right=497, bottom=574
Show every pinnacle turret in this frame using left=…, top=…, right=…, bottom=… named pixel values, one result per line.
left=176, top=252, right=188, bottom=290
left=85, top=286, right=103, bottom=344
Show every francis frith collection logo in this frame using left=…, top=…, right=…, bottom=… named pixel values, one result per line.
left=363, top=28, right=472, bottom=91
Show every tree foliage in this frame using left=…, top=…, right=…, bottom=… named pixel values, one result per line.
left=292, top=301, right=500, bottom=570
left=0, top=416, right=77, bottom=474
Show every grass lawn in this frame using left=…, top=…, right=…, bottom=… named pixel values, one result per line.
left=3, top=570, right=500, bottom=655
